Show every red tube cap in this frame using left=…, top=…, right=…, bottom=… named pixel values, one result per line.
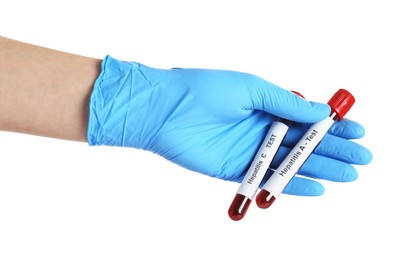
left=291, top=90, right=305, bottom=99
left=327, top=89, right=355, bottom=120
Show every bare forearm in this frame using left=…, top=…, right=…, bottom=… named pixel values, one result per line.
left=0, top=36, right=101, bottom=142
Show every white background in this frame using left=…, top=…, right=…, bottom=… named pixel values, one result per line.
left=1, top=0, right=394, bottom=259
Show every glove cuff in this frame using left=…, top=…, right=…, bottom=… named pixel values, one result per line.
left=87, top=55, right=141, bottom=148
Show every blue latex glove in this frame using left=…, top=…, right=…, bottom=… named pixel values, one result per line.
left=88, top=55, right=372, bottom=196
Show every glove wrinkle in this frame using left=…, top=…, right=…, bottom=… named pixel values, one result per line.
left=87, top=56, right=372, bottom=197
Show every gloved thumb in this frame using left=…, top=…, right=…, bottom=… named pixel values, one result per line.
left=245, top=77, right=330, bottom=123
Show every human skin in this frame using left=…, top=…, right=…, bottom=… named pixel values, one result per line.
left=0, top=36, right=101, bottom=142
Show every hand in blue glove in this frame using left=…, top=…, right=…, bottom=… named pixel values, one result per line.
left=88, top=55, right=372, bottom=196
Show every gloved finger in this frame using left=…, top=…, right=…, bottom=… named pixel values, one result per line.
left=292, top=117, right=366, bottom=140
left=282, top=126, right=373, bottom=165
left=245, top=169, right=324, bottom=196
left=299, top=153, right=358, bottom=182
left=242, top=77, right=330, bottom=123
left=271, top=146, right=359, bottom=182
left=328, top=118, right=366, bottom=139
left=315, top=135, right=373, bottom=165
left=282, top=176, right=325, bottom=196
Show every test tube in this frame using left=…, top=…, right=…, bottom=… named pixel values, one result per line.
left=255, top=89, right=355, bottom=209
left=228, top=91, right=304, bottom=221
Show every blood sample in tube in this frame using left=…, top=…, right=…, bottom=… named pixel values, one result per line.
left=228, top=91, right=304, bottom=220
left=256, top=89, right=355, bottom=209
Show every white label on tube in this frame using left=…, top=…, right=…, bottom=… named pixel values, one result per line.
left=237, top=121, right=288, bottom=199
left=262, top=117, right=335, bottom=198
